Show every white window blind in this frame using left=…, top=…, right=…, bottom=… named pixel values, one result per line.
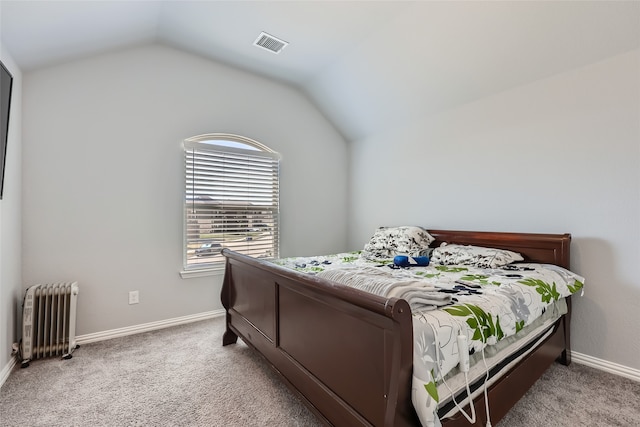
left=183, top=135, right=280, bottom=271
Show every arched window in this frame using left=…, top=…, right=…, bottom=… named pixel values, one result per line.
left=182, top=134, right=280, bottom=274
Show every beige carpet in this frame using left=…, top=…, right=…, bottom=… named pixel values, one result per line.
left=498, top=360, right=640, bottom=426
left=0, top=317, right=320, bottom=426
left=1, top=316, right=638, bottom=426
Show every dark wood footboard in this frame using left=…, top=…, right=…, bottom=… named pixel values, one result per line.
left=221, top=249, right=418, bottom=426
left=221, top=230, right=573, bottom=427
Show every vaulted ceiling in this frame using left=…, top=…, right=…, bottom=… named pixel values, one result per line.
left=2, top=1, right=639, bottom=141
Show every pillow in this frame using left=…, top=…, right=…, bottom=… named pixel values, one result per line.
left=361, top=226, right=435, bottom=260
left=430, top=243, right=524, bottom=268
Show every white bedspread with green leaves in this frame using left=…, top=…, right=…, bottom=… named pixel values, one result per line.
left=271, top=252, right=584, bottom=427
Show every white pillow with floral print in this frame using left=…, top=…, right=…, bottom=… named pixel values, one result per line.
left=430, top=243, right=524, bottom=268
left=361, top=226, right=435, bottom=260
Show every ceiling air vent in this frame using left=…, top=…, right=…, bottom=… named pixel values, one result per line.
left=253, top=32, right=288, bottom=54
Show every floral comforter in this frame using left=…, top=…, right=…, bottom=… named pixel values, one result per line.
left=272, top=252, right=585, bottom=427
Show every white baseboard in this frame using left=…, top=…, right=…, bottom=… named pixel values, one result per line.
left=76, top=309, right=225, bottom=345
left=572, top=351, right=640, bottom=383
left=0, top=355, right=17, bottom=389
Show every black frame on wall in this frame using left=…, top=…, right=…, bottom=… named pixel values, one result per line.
left=0, top=60, right=13, bottom=200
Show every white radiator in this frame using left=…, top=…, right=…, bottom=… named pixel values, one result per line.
left=20, top=282, right=79, bottom=368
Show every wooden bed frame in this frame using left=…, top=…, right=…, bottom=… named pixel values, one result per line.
left=221, top=230, right=572, bottom=426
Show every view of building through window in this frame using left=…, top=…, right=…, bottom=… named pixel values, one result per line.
left=183, top=134, right=280, bottom=270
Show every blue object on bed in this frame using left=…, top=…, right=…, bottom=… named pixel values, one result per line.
left=393, top=255, right=430, bottom=267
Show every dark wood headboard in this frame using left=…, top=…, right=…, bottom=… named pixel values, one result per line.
left=428, top=229, right=571, bottom=269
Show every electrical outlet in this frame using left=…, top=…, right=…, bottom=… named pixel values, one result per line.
left=129, top=290, right=139, bottom=305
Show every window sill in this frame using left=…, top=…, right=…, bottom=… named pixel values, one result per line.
left=180, top=267, right=225, bottom=279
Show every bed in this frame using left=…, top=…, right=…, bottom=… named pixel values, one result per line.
left=220, top=229, right=582, bottom=426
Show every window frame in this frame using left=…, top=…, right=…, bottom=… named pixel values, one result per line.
left=180, top=133, right=281, bottom=278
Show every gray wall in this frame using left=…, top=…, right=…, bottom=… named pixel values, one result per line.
left=0, top=46, right=22, bottom=376
left=21, top=44, right=349, bottom=336
left=5, top=40, right=639, bottom=381
left=348, top=50, right=640, bottom=371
